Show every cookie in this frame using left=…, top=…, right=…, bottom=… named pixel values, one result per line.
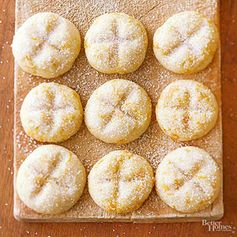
left=156, top=80, right=218, bottom=141
left=85, top=79, right=152, bottom=144
left=20, top=82, right=83, bottom=143
left=155, top=146, right=221, bottom=213
left=88, top=150, right=154, bottom=213
left=16, top=145, right=86, bottom=214
left=12, top=12, right=81, bottom=78
left=85, top=13, right=148, bottom=74
left=153, top=11, right=218, bottom=74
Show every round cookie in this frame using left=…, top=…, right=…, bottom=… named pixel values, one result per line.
left=16, top=145, right=86, bottom=214
left=153, top=11, right=218, bottom=74
left=156, top=80, right=218, bottom=141
left=84, top=13, right=148, bottom=74
left=12, top=12, right=81, bottom=78
left=155, top=146, right=221, bottom=213
left=88, top=150, right=154, bottom=213
left=20, top=82, right=83, bottom=143
left=85, top=79, right=152, bottom=144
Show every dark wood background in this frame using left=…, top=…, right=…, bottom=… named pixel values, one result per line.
left=0, top=0, right=236, bottom=236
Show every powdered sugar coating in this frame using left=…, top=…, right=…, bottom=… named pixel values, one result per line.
left=153, top=11, right=218, bottom=74
left=156, top=80, right=218, bottom=141
left=156, top=146, right=221, bottom=213
left=85, top=79, right=152, bottom=144
left=85, top=13, right=148, bottom=74
left=16, top=145, right=86, bottom=214
left=88, top=150, right=154, bottom=213
left=12, top=12, right=81, bottom=78
left=20, top=82, right=83, bottom=143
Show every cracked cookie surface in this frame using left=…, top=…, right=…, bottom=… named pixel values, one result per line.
left=88, top=150, right=154, bottom=213
left=155, top=146, right=221, bottom=213
left=20, top=82, right=83, bottom=143
left=85, top=13, right=148, bottom=74
left=156, top=80, right=218, bottom=141
left=16, top=145, right=86, bottom=214
left=85, top=79, right=152, bottom=144
left=153, top=11, right=218, bottom=74
left=12, top=12, right=81, bottom=78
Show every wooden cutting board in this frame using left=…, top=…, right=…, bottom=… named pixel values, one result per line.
left=14, top=0, right=223, bottom=222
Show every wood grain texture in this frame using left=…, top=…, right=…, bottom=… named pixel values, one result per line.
left=0, top=0, right=237, bottom=236
left=13, top=0, right=223, bottom=223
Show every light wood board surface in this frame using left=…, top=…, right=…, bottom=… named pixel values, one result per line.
left=13, top=0, right=223, bottom=222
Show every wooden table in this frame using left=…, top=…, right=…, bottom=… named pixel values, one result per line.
left=0, top=0, right=236, bottom=236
